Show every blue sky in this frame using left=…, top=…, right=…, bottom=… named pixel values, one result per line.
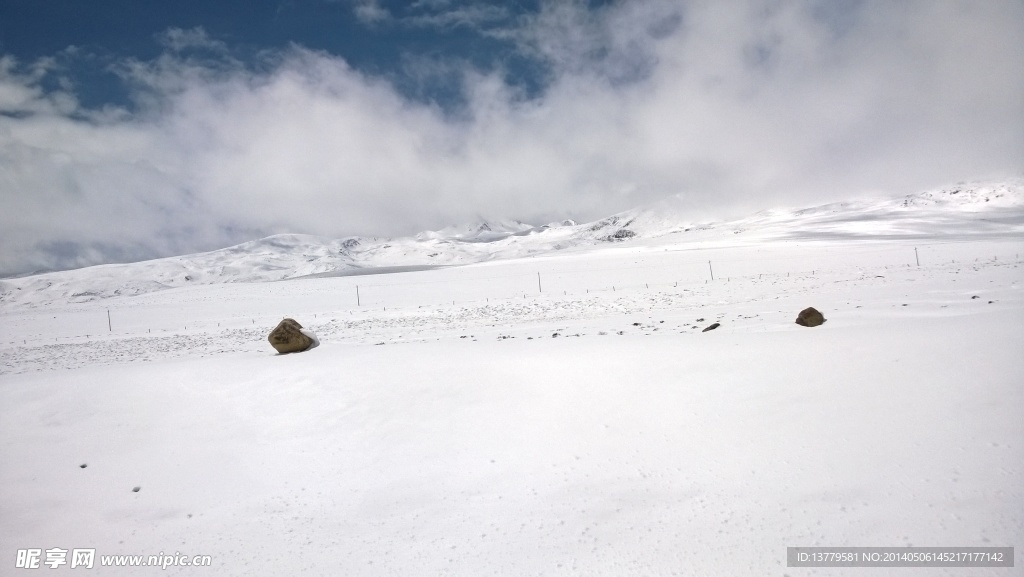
left=1, top=0, right=550, bottom=111
left=1, top=0, right=1022, bottom=275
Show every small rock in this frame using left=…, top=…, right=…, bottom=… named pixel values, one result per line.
left=267, top=318, right=317, bottom=354
left=795, top=307, right=826, bottom=327
left=971, top=295, right=980, bottom=299
left=701, top=323, right=720, bottom=332
left=79, top=464, right=87, bottom=469
left=132, top=486, right=141, bottom=493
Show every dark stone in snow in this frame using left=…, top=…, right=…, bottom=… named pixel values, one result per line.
left=795, top=307, right=826, bottom=327
left=702, top=323, right=720, bottom=332
left=268, top=318, right=314, bottom=354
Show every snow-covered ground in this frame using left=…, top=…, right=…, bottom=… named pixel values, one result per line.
left=1, top=187, right=1022, bottom=575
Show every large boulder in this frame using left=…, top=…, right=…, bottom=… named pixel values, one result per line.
left=795, top=307, right=826, bottom=327
left=268, top=318, right=316, bottom=353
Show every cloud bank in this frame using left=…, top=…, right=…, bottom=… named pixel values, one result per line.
left=2, top=0, right=1022, bottom=275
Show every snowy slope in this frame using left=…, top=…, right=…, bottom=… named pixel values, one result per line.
left=1, top=179, right=1021, bottom=309
left=416, top=219, right=536, bottom=242
left=1, top=234, right=1021, bottom=576
left=735, top=180, right=1024, bottom=240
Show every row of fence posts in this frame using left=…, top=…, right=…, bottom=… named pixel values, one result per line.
left=350, top=249, right=937, bottom=307
left=91, top=246, right=950, bottom=336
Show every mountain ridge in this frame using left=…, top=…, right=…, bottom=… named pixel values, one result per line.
left=2, top=178, right=1022, bottom=308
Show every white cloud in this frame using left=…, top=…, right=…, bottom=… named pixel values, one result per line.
left=0, top=56, right=78, bottom=115
left=496, top=0, right=680, bottom=84
left=157, top=27, right=229, bottom=53
left=352, top=0, right=391, bottom=25
left=1, top=0, right=1022, bottom=275
left=405, top=4, right=510, bottom=31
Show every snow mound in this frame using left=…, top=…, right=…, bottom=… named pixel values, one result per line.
left=897, top=179, right=1024, bottom=210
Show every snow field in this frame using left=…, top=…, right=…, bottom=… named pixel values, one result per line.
left=2, top=238, right=1019, bottom=353
left=0, top=237, right=1022, bottom=576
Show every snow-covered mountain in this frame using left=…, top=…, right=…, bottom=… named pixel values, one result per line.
left=608, top=178, right=1024, bottom=241
left=415, top=219, right=536, bottom=242
left=2, top=179, right=1021, bottom=308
